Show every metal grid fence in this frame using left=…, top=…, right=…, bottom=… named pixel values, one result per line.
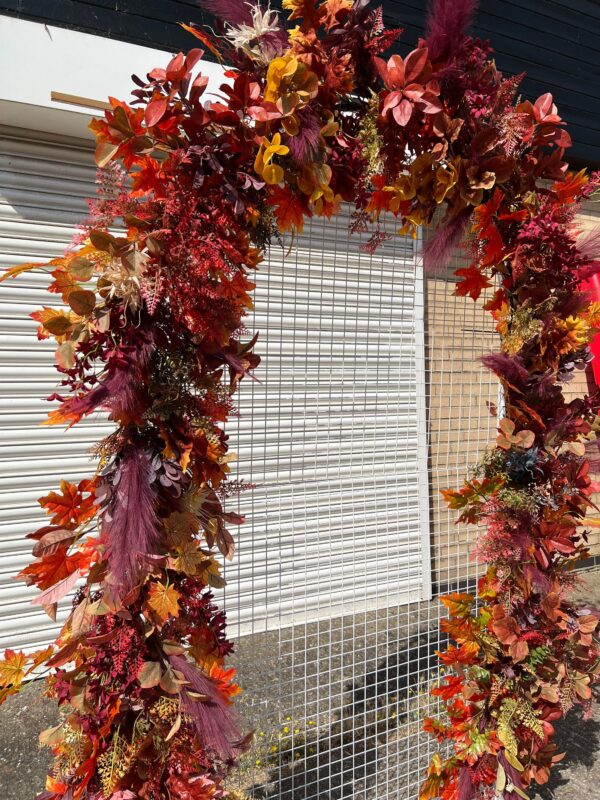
left=223, top=210, right=499, bottom=800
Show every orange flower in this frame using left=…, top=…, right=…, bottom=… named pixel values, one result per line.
left=209, top=664, right=241, bottom=703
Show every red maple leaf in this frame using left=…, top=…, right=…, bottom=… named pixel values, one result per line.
left=437, top=642, right=480, bottom=667
left=472, top=188, right=503, bottom=235
left=479, top=223, right=505, bottom=268
left=268, top=186, right=311, bottom=233
left=454, top=265, right=492, bottom=301
left=431, top=675, right=464, bottom=701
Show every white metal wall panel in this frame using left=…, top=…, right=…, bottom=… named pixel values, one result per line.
left=0, top=126, right=431, bottom=653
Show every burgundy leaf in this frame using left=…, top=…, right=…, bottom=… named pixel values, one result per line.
left=102, top=447, right=162, bottom=595
left=197, top=0, right=253, bottom=26
left=404, top=47, right=430, bottom=84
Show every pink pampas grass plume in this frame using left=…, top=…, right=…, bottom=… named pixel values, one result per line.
left=423, top=210, right=470, bottom=273
left=102, top=447, right=162, bottom=595
left=425, top=0, right=478, bottom=63
left=170, top=655, right=247, bottom=762
left=197, top=0, right=253, bottom=26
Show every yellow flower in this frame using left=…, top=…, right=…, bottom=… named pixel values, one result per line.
left=410, top=153, right=436, bottom=204
left=264, top=55, right=318, bottom=115
left=557, top=315, right=591, bottom=348
left=254, top=132, right=290, bottom=185
left=265, top=56, right=298, bottom=103
left=388, top=174, right=416, bottom=211
left=298, top=162, right=339, bottom=214
left=398, top=205, right=431, bottom=238
left=434, top=162, right=458, bottom=204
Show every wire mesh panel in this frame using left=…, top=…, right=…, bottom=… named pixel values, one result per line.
left=224, top=211, right=499, bottom=799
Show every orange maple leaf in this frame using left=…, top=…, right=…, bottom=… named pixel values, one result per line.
left=39, top=478, right=98, bottom=528
left=209, top=663, right=241, bottom=703
left=47, top=268, right=78, bottom=302
left=0, top=257, right=62, bottom=285
left=269, top=186, right=311, bottom=233
left=147, top=581, right=181, bottom=622
left=440, top=592, right=475, bottom=618
left=552, top=169, right=588, bottom=205
left=29, top=646, right=54, bottom=670
left=18, top=547, right=89, bottom=591
left=0, top=650, right=28, bottom=689
left=321, top=0, right=354, bottom=30
left=454, top=265, right=492, bottom=302
left=441, top=615, right=478, bottom=645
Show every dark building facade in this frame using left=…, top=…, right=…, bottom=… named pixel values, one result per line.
left=0, top=0, right=599, bottom=165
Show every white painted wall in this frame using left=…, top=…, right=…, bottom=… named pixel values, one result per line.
left=0, top=16, right=227, bottom=139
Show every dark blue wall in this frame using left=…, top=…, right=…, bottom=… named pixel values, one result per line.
left=1, top=0, right=598, bottom=165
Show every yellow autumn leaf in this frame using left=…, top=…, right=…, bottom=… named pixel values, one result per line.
left=0, top=650, right=28, bottom=688
left=172, top=540, right=211, bottom=576
left=147, top=582, right=181, bottom=622
left=164, top=511, right=199, bottom=548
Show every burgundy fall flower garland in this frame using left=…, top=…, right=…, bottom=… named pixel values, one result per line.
left=1, top=1, right=599, bottom=799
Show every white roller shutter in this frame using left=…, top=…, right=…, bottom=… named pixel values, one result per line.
left=226, top=211, right=432, bottom=633
left=0, top=127, right=114, bottom=651
left=0, top=125, right=431, bottom=650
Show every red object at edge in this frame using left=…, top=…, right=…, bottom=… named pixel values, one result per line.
left=580, top=274, right=600, bottom=390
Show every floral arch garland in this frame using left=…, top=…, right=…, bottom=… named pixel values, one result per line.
left=1, top=1, right=600, bottom=799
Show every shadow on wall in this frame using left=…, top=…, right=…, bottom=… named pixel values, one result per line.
left=248, top=631, right=444, bottom=800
